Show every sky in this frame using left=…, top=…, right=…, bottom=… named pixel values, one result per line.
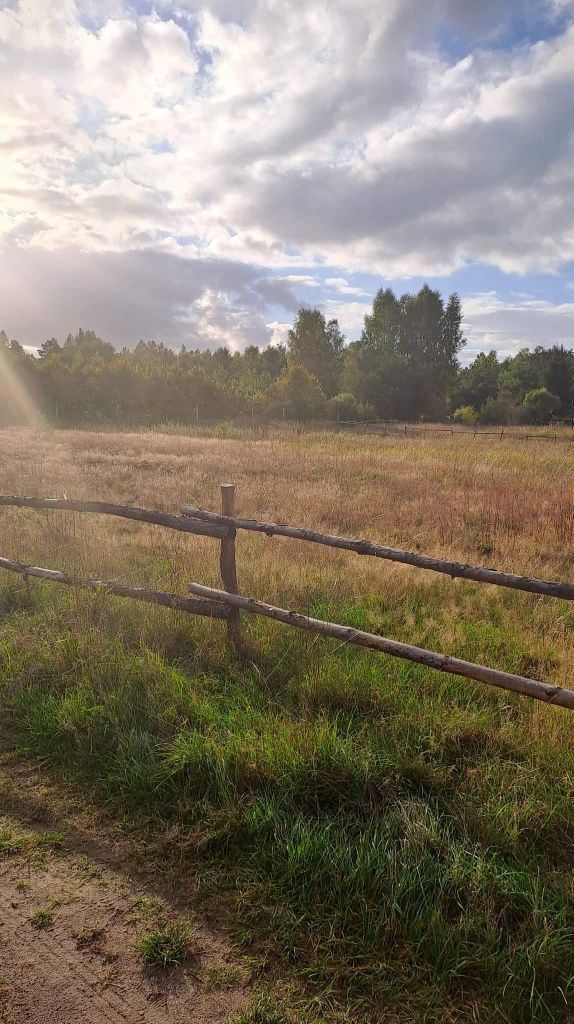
left=1, top=0, right=574, bottom=362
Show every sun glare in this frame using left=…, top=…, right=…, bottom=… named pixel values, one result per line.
left=0, top=348, right=44, bottom=427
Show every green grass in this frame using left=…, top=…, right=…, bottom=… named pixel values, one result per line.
left=204, top=963, right=242, bottom=989
left=231, top=993, right=295, bottom=1024
left=35, top=830, right=65, bottom=851
left=0, top=828, right=25, bottom=857
left=137, top=921, right=193, bottom=969
left=30, top=907, right=55, bottom=930
left=0, top=822, right=64, bottom=859
left=0, top=579, right=573, bottom=1022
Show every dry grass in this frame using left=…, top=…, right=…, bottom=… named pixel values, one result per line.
left=1, top=423, right=573, bottom=571
left=0, top=424, right=572, bottom=690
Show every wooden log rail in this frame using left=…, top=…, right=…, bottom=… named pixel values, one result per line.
left=181, top=507, right=574, bottom=601
left=188, top=582, right=574, bottom=710
left=0, top=556, right=229, bottom=618
left=2, top=486, right=572, bottom=706
left=0, top=496, right=227, bottom=539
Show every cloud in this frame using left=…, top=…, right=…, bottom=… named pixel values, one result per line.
left=266, top=319, right=290, bottom=348
left=323, top=299, right=372, bottom=336
left=281, top=275, right=321, bottom=287
left=0, top=245, right=297, bottom=349
left=463, top=292, right=574, bottom=359
left=325, top=277, right=369, bottom=296
left=0, top=0, right=573, bottom=348
left=236, top=23, right=574, bottom=276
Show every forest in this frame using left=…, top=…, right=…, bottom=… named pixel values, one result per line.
left=2, top=284, right=573, bottom=427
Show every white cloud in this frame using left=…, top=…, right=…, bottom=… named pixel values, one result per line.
left=281, top=275, right=321, bottom=287
left=266, top=320, right=290, bottom=347
left=325, top=277, right=369, bottom=296
left=0, top=0, right=573, bottom=347
left=463, top=292, right=574, bottom=360
left=324, top=299, right=372, bottom=336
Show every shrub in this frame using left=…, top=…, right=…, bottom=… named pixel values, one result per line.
left=453, top=404, right=478, bottom=427
left=478, top=396, right=520, bottom=425
left=327, top=392, right=375, bottom=422
left=521, top=387, right=560, bottom=425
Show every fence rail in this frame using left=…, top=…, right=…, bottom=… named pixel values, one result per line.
left=0, top=495, right=226, bottom=538
left=1, top=485, right=573, bottom=711
left=188, top=582, right=574, bottom=710
left=336, top=420, right=574, bottom=442
left=181, top=506, right=574, bottom=601
left=0, top=556, right=228, bottom=619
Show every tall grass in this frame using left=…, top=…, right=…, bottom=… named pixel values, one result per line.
left=0, top=426, right=572, bottom=1022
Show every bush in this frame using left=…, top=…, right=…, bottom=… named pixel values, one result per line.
left=478, top=396, right=520, bottom=425
left=327, top=392, right=375, bottom=422
left=452, top=405, right=478, bottom=427
left=521, top=387, right=560, bottom=425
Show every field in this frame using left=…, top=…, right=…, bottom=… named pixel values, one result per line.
left=0, top=425, right=573, bottom=1023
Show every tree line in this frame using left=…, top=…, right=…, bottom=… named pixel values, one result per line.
left=1, top=284, right=573, bottom=427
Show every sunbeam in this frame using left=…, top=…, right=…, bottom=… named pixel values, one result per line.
left=0, top=344, right=44, bottom=427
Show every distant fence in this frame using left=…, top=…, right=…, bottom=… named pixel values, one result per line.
left=336, top=420, right=574, bottom=441
left=1, top=486, right=573, bottom=711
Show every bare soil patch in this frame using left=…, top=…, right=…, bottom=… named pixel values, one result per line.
left=0, top=750, right=249, bottom=1024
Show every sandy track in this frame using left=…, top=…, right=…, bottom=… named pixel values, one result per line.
left=0, top=754, right=249, bottom=1024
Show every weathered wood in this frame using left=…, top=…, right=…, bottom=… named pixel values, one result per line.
left=0, top=496, right=227, bottom=539
left=181, top=506, right=574, bottom=601
left=219, top=484, right=242, bottom=649
left=188, top=582, right=574, bottom=710
left=0, top=557, right=229, bottom=618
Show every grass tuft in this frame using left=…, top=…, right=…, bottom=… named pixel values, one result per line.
left=36, top=830, right=65, bottom=851
left=30, top=907, right=55, bottom=930
left=136, top=921, right=193, bottom=969
left=0, top=829, right=24, bottom=857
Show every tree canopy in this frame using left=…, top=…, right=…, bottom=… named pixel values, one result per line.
left=1, top=288, right=572, bottom=428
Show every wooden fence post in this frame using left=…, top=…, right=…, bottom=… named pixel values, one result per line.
left=219, top=483, right=242, bottom=650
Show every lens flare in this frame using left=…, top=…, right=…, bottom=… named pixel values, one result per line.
left=0, top=347, right=44, bottom=427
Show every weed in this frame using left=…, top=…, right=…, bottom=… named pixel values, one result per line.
left=204, top=962, right=242, bottom=989
left=75, top=924, right=106, bottom=949
left=36, top=830, right=65, bottom=851
left=30, top=907, right=54, bottom=929
left=477, top=539, right=494, bottom=557
left=137, top=921, right=193, bottom=969
left=0, top=830, right=24, bottom=857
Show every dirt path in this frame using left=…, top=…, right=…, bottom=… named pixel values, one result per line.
left=0, top=754, right=250, bottom=1024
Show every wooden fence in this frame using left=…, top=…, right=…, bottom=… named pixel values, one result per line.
left=336, top=420, right=574, bottom=441
left=1, top=485, right=573, bottom=711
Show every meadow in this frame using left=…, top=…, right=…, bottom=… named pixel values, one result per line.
left=0, top=425, right=573, bottom=1023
